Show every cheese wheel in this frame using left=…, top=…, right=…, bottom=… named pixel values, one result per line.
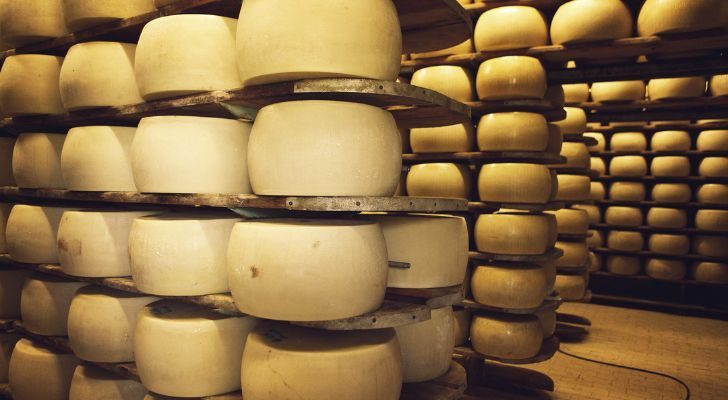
left=589, top=252, right=602, bottom=272
left=651, top=156, right=690, bottom=177
left=546, top=124, right=564, bottom=155
left=651, top=131, right=691, bottom=151
left=21, top=274, right=88, bottom=335
left=0, top=202, right=10, bottom=251
left=647, top=208, right=687, bottom=228
left=697, top=130, right=728, bottom=151
left=63, top=0, right=155, bottom=31
left=536, top=309, right=556, bottom=338
left=0, top=334, right=20, bottom=382
left=573, top=204, right=601, bottom=224
left=646, top=259, right=686, bottom=281
left=607, top=256, right=641, bottom=275
left=637, top=0, right=728, bottom=36
left=135, top=16, right=240, bottom=101
left=699, top=157, right=728, bottom=177
left=550, top=208, right=590, bottom=235
left=68, top=287, right=158, bottom=362
left=563, top=84, right=590, bottom=104
left=476, top=112, right=549, bottom=152
left=475, top=212, right=557, bottom=255
left=228, top=219, right=388, bottom=321
left=242, top=324, right=401, bottom=400
left=0, top=55, right=65, bottom=117
left=609, top=181, right=646, bottom=201
left=607, top=231, right=644, bottom=251
left=697, top=184, right=728, bottom=204
left=0, top=269, right=31, bottom=319
left=0, top=138, right=16, bottom=186
left=554, top=174, right=590, bottom=202
left=605, top=206, right=643, bottom=227
left=411, top=66, right=475, bottom=102
left=6, top=205, right=72, bottom=263
left=135, top=301, right=258, bottom=397
left=69, top=365, right=147, bottom=400
left=551, top=0, right=633, bottom=44
left=692, top=262, right=728, bottom=284
left=648, top=77, right=706, bottom=100
left=591, top=81, right=645, bottom=103
left=584, top=133, right=606, bottom=152
left=407, top=163, right=472, bottom=199
left=9, top=339, right=80, bottom=400
left=12, top=133, right=65, bottom=189
left=452, top=308, right=471, bottom=346
left=554, top=107, right=588, bottom=136
left=410, top=39, right=473, bottom=59
left=697, top=118, right=728, bottom=125
left=471, top=264, right=548, bottom=309
left=556, top=241, right=589, bottom=268
left=695, top=210, right=728, bottom=232
left=590, top=182, right=606, bottom=200
left=129, top=212, right=241, bottom=296
left=410, top=123, right=475, bottom=153
left=560, top=142, right=590, bottom=169
left=249, top=101, right=400, bottom=196
left=0, top=1, right=68, bottom=47
left=545, top=85, right=566, bottom=107
left=236, top=0, right=400, bottom=85
left=609, top=156, right=647, bottom=177
left=473, top=6, right=548, bottom=51
left=554, top=273, right=586, bottom=300
left=476, top=56, right=546, bottom=101
left=651, top=183, right=691, bottom=203
left=649, top=234, right=689, bottom=255
left=470, top=313, right=542, bottom=360
left=610, top=132, right=647, bottom=152
left=544, top=262, right=556, bottom=292
left=395, top=306, right=454, bottom=383
left=478, top=163, right=553, bottom=204
left=693, top=236, right=728, bottom=257
left=591, top=158, right=606, bottom=176
left=710, top=75, right=728, bottom=97
left=132, top=116, right=252, bottom=194
left=587, top=230, right=604, bottom=249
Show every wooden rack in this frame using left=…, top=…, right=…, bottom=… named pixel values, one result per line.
left=469, top=249, right=564, bottom=264
left=463, top=0, right=565, bottom=15
left=402, top=152, right=565, bottom=164
left=468, top=201, right=565, bottom=213
left=594, top=199, right=728, bottom=210
left=592, top=247, right=728, bottom=264
left=467, top=99, right=565, bottom=120
left=459, top=298, right=561, bottom=316
left=580, top=97, right=728, bottom=113
left=591, top=223, right=728, bottom=237
left=593, top=176, right=728, bottom=184
left=592, top=150, right=728, bottom=157
left=587, top=121, right=728, bottom=133
left=454, top=336, right=560, bottom=365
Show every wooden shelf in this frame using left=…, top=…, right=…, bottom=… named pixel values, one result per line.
left=592, top=247, right=728, bottom=264
left=551, top=167, right=600, bottom=179
left=591, top=223, right=728, bottom=237
left=564, top=135, right=599, bottom=146
left=594, top=199, right=728, bottom=210
left=459, top=298, right=562, bottom=316
left=586, top=108, right=728, bottom=124
left=467, top=99, right=566, bottom=121
left=591, top=271, right=728, bottom=288
left=592, top=150, right=728, bottom=157
left=588, top=121, right=728, bottom=133
left=402, top=152, right=565, bottom=164
left=468, top=201, right=565, bottom=213
left=454, top=336, right=559, bottom=365
left=463, top=0, right=565, bottom=16
left=580, top=97, right=728, bottom=114
left=590, top=292, right=728, bottom=319
left=387, top=285, right=465, bottom=309
left=593, top=175, right=728, bottom=184
left=469, top=249, right=564, bottom=264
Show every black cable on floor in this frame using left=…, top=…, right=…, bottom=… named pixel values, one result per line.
left=557, top=347, right=691, bottom=400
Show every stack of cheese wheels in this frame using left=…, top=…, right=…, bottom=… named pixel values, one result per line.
left=555, top=240, right=589, bottom=269
left=135, top=14, right=241, bottom=100
left=0, top=0, right=68, bottom=48
left=406, top=163, right=472, bottom=198
left=697, top=130, right=728, bottom=151
left=550, top=0, right=632, bottom=44
left=607, top=255, right=642, bottom=275
left=471, top=263, right=549, bottom=309
left=68, top=286, right=157, bottom=362
left=536, top=308, right=557, bottom=338
left=610, top=155, right=648, bottom=176
left=647, top=207, right=687, bottom=228
left=62, top=0, right=155, bottom=31
left=69, top=365, right=147, bottom=400
left=228, top=219, right=388, bottom=321
left=0, top=269, right=31, bottom=319
left=648, top=77, right=706, bottom=100
left=637, top=0, right=728, bottom=36
left=695, top=210, right=728, bottom=232
left=605, top=206, right=643, bottom=226
left=411, top=66, right=475, bottom=102
left=0, top=138, right=16, bottom=186
left=470, top=312, right=543, bottom=360
left=584, top=132, right=606, bottom=152
left=6, top=205, right=72, bottom=263
left=591, top=81, right=645, bottom=103
left=698, top=184, right=728, bottom=204
left=560, top=142, right=590, bottom=169
left=410, top=39, right=473, bottom=59
left=646, top=259, right=686, bottom=281
left=452, top=308, right=471, bottom=346
left=475, top=212, right=557, bottom=255
left=132, top=116, right=252, bottom=194
left=20, top=274, right=88, bottom=335
left=9, top=339, right=80, bottom=400
left=699, top=157, right=728, bottom=177
left=476, top=56, right=546, bottom=101
left=651, top=131, right=691, bottom=151
left=555, top=173, right=591, bottom=202
left=554, top=273, right=587, bottom=300
left=652, top=183, right=691, bottom=203
left=410, top=123, right=475, bottom=153
left=12, top=133, right=65, bottom=189
left=554, top=107, right=588, bottom=137
left=0, top=55, right=65, bottom=117
left=693, top=236, right=728, bottom=258
left=129, top=212, right=241, bottom=296
left=135, top=301, right=258, bottom=397
left=478, top=163, right=553, bottom=204
left=609, top=181, right=646, bottom=201
left=242, top=324, right=402, bottom=399
left=651, top=156, right=690, bottom=177
left=473, top=6, right=548, bottom=51
left=477, top=112, right=549, bottom=152
left=710, top=74, right=728, bottom=97
left=395, top=306, right=454, bottom=383
left=610, top=132, right=647, bottom=152
left=649, top=234, right=690, bottom=255
left=546, top=124, right=564, bottom=155
left=608, top=230, right=644, bottom=251
left=248, top=101, right=401, bottom=196
left=0, top=334, right=20, bottom=382
left=590, top=181, right=606, bottom=200
left=692, top=262, right=728, bottom=284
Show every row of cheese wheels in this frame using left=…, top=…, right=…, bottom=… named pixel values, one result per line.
left=589, top=181, right=728, bottom=204
left=594, top=255, right=728, bottom=284
left=602, top=206, right=728, bottom=232
left=600, top=231, right=728, bottom=258
left=586, top=130, right=728, bottom=153
left=565, top=76, right=728, bottom=104
left=592, top=155, right=728, bottom=178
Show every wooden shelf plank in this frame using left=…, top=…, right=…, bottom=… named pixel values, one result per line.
left=594, top=199, right=728, bottom=210
left=564, top=135, right=599, bottom=146
left=592, top=247, right=728, bottom=264
left=593, top=175, right=728, bottom=184
left=469, top=248, right=564, bottom=264
left=459, top=298, right=562, bottom=316
left=396, top=0, right=474, bottom=53
left=386, top=285, right=465, bottom=309
left=591, top=223, right=728, bottom=237
left=468, top=201, right=565, bottom=213
left=454, top=336, right=559, bottom=365
left=592, top=150, right=728, bottom=157
left=580, top=97, right=728, bottom=114
left=467, top=99, right=565, bottom=121
left=402, top=152, right=565, bottom=164
left=550, top=167, right=600, bottom=179
left=587, top=121, right=728, bottom=133
left=464, top=0, right=565, bottom=16
left=586, top=109, right=728, bottom=123
left=590, top=271, right=728, bottom=288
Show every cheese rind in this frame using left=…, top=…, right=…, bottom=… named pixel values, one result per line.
left=21, top=274, right=88, bottom=336
left=609, top=156, right=647, bottom=177
left=0, top=269, right=31, bottom=318
left=553, top=107, right=587, bottom=136
left=470, top=313, right=542, bottom=360
left=573, top=204, right=601, bottom=224
left=9, top=339, right=80, bottom=400
left=591, top=158, right=606, bottom=177
left=697, top=130, right=728, bottom=151
left=588, top=252, right=602, bottom=272
left=550, top=208, right=590, bottom=235
left=587, top=230, right=604, bottom=249
left=693, top=236, right=728, bottom=258
left=407, top=163, right=472, bottom=199
left=471, top=263, right=548, bottom=309
left=610, top=132, right=647, bottom=152
left=0, top=55, right=65, bottom=117
left=411, top=66, right=475, bottom=102
left=563, top=84, right=590, bottom=104
left=591, top=81, right=645, bottom=103
left=609, top=182, right=646, bottom=201
left=555, top=174, right=590, bottom=202
left=395, top=306, right=454, bottom=383
left=6, top=205, right=71, bottom=263
left=710, top=75, right=728, bottom=97
left=410, top=123, right=475, bottom=153
left=12, top=133, right=66, bottom=189
left=474, top=6, right=548, bottom=51
left=477, top=112, right=549, bottom=152
left=555, top=241, right=589, bottom=268
left=651, top=131, right=691, bottom=151
left=476, top=56, right=546, bottom=101
left=478, top=163, right=553, bottom=204
left=536, top=309, right=556, bottom=338
left=695, top=210, right=728, bottom=232
left=475, top=213, right=556, bottom=255
left=63, top=0, right=155, bottom=31
left=647, top=208, right=687, bottom=228
left=605, top=206, right=643, bottom=227
left=410, top=39, right=473, bottom=59
left=651, top=156, right=690, bottom=177
left=560, top=142, right=590, bottom=168
left=607, top=256, right=641, bottom=275
left=607, top=231, right=644, bottom=251
left=648, top=77, right=707, bottom=100
left=699, top=157, right=728, bottom=177
left=651, top=183, right=692, bottom=203
left=554, top=274, right=586, bottom=300
left=697, top=184, right=728, bottom=204
left=550, top=0, right=633, bottom=44
left=590, top=181, right=606, bottom=200
left=69, top=365, right=147, bottom=400
left=0, top=1, right=68, bottom=47
left=692, top=262, right=728, bottom=284
left=637, top=0, right=728, bottom=36
left=649, top=234, right=690, bottom=255
left=646, top=259, right=686, bottom=281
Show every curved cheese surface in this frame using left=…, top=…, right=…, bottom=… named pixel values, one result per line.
left=477, top=112, right=549, bottom=152
left=475, top=212, right=556, bottom=255
left=410, top=123, right=475, bottom=153
left=0, top=1, right=68, bottom=47
left=607, top=231, right=644, bottom=251
left=12, top=133, right=65, bottom=189
left=646, top=259, right=686, bottom=281
left=710, top=74, right=728, bottom=97
left=550, top=208, right=590, bottom=235
left=695, top=210, right=728, bottom=232
left=607, top=256, right=641, bottom=275
left=692, top=262, right=728, bottom=284
left=536, top=309, right=556, bottom=338
left=649, top=234, right=690, bottom=255
left=697, top=184, right=728, bottom=204
left=21, top=274, right=88, bottom=336
left=591, top=80, right=645, bottom=103
left=605, top=206, right=642, bottom=227
left=553, top=107, right=587, bottom=136
left=609, top=182, right=646, bottom=201
left=474, top=6, right=548, bottom=51
left=590, top=181, right=606, bottom=200
left=637, top=0, right=728, bottom=36
left=651, top=130, right=691, bottom=151
left=651, top=156, right=690, bottom=177
left=647, top=208, right=687, bottom=228
left=563, top=84, right=590, bottom=104
left=411, top=66, right=475, bottom=102
left=560, top=142, right=590, bottom=169
left=452, top=308, right=471, bottom=346
left=69, top=364, right=147, bottom=400
left=476, top=56, right=546, bottom=101
left=395, top=306, right=454, bottom=383
left=0, top=334, right=20, bottom=382
left=471, top=263, right=548, bottom=309
left=554, top=274, right=586, bottom=300
left=0, top=55, right=65, bottom=117
left=573, top=204, right=601, bottom=224
left=697, top=130, right=728, bottom=151
left=651, top=183, right=691, bottom=203
left=470, top=313, right=542, bottom=360
left=610, top=132, right=647, bottom=152
left=556, top=241, right=589, bottom=268
left=699, top=157, right=728, bottom=177
left=9, top=339, right=80, bottom=400
left=609, top=156, right=647, bottom=177
left=693, top=236, right=728, bottom=258
left=6, top=205, right=71, bottom=264
left=648, top=77, right=706, bottom=100
left=554, top=174, right=590, bottom=202
left=478, top=163, right=553, bottom=204
left=551, top=0, right=633, bottom=44
left=407, top=163, right=472, bottom=199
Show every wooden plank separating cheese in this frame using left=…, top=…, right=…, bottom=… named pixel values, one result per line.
left=594, top=175, right=728, bottom=184
left=592, top=248, right=728, bottom=264
left=589, top=121, right=728, bottom=133
left=469, top=249, right=564, bottom=264
left=454, top=335, right=560, bottom=365
left=592, top=150, right=728, bottom=157
left=468, top=99, right=566, bottom=121
left=459, top=298, right=562, bottom=316
left=595, top=199, right=728, bottom=210
left=402, top=152, right=566, bottom=164
left=464, top=0, right=565, bottom=16
left=591, top=223, right=728, bottom=237
left=468, top=201, right=566, bottom=213
left=396, top=0, right=473, bottom=53
left=580, top=97, right=728, bottom=113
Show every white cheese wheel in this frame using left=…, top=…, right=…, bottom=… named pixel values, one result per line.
left=135, top=301, right=258, bottom=398
left=410, top=39, right=474, bottom=59
left=560, top=142, right=590, bottom=169
left=555, top=174, right=590, bottom=202
left=647, top=208, right=687, bottom=228
left=410, top=123, right=475, bottom=153
left=609, top=156, right=647, bottom=177
left=573, top=204, right=601, bottom=224
left=0, top=269, right=31, bottom=318
left=646, top=259, right=686, bottom=281
left=0, top=55, right=64, bottom=117
left=470, top=313, right=542, bottom=360
left=590, top=181, right=606, bottom=200
left=68, top=287, right=158, bottom=362
left=362, top=214, right=468, bottom=289
left=21, top=274, right=88, bottom=335
left=607, top=256, right=641, bottom=275
left=473, top=6, right=548, bottom=51
left=649, top=234, right=689, bottom=255
left=9, top=339, right=79, bottom=400
left=478, top=163, right=553, bottom=204
left=693, top=236, right=728, bottom=257
left=228, top=219, right=388, bottom=321
left=591, top=158, right=606, bottom=176
left=651, top=183, right=691, bottom=203
left=242, top=324, right=401, bottom=400
left=407, top=163, right=472, bottom=199
left=135, top=15, right=240, bottom=100
left=0, top=0, right=68, bottom=47
left=710, top=75, right=728, bottom=97
left=0, top=138, right=16, bottom=186
left=6, top=205, right=72, bottom=263
left=475, top=212, right=557, bottom=255
left=591, top=81, right=645, bottom=103
left=699, top=157, right=728, bottom=177
left=395, top=306, right=454, bottom=383
left=587, top=230, right=604, bottom=249
left=563, top=84, right=590, bottom=104
left=651, top=131, right=691, bottom=151
left=476, top=56, right=546, bottom=101
left=63, top=0, right=155, bottom=31
left=550, top=208, right=590, bottom=235
left=637, top=0, right=728, bottom=36
left=648, top=77, right=706, bottom=100
left=411, top=66, right=475, bottom=102
left=471, top=263, right=548, bottom=309
left=554, top=107, right=587, bottom=136
left=12, top=133, right=65, bottom=189
left=692, top=262, right=728, bottom=284
left=452, top=308, right=471, bottom=346
left=132, top=116, right=252, bottom=194
left=697, top=184, right=728, bottom=204
left=556, top=240, right=589, bottom=267
left=695, top=210, right=728, bottom=232
left=610, top=132, right=647, bottom=152
left=609, top=181, right=646, bottom=201
left=536, top=309, right=556, bottom=338
left=477, top=112, right=549, bottom=152
left=0, top=334, right=20, bottom=382
left=551, top=0, right=633, bottom=44
left=651, top=156, right=690, bottom=177
left=249, top=100, right=400, bottom=196
left=236, top=0, right=400, bottom=86
left=584, top=132, right=606, bottom=152
left=608, top=231, right=644, bottom=251
left=554, top=274, right=586, bottom=299
left=69, top=365, right=147, bottom=400
left=697, top=130, right=728, bottom=151
left=605, top=206, right=643, bottom=227
left=546, top=124, right=564, bottom=155
left=129, top=212, right=241, bottom=296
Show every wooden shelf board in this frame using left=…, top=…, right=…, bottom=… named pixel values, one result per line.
left=591, top=223, right=728, bottom=237
left=593, top=175, right=728, bottom=184
left=386, top=285, right=465, bottom=309
left=459, top=298, right=562, bottom=316
left=402, top=152, right=565, bottom=164
left=586, top=109, right=728, bottom=123
left=467, top=99, right=565, bottom=121
left=580, top=97, right=728, bottom=113
left=469, top=248, right=564, bottom=264
left=594, top=199, right=728, bottom=210
left=592, top=150, right=728, bottom=157
left=590, top=271, right=728, bottom=288
left=454, top=335, right=559, bottom=365
left=464, top=0, right=565, bottom=16
left=587, top=121, right=728, bottom=133
left=564, top=135, right=599, bottom=146
left=551, top=167, right=600, bottom=179
left=468, top=201, right=565, bottom=213
left=592, top=247, right=728, bottom=264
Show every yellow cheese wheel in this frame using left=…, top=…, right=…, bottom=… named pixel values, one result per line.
left=697, top=130, right=728, bottom=151
left=9, top=339, right=80, bottom=400
left=563, top=84, right=590, bottom=104
left=646, top=259, right=686, bottom=281
left=648, top=77, right=706, bottom=100
left=470, top=313, right=542, bottom=360
left=407, top=163, right=472, bottom=199
left=651, top=130, right=691, bottom=151
left=475, top=212, right=557, bottom=255
left=697, top=184, right=728, bottom=204
left=135, top=15, right=241, bottom=100
left=228, top=219, right=388, bottom=321
left=651, top=183, right=692, bottom=203
left=587, top=230, right=604, bottom=249
left=249, top=101, right=400, bottom=196
left=591, top=81, right=645, bottom=103
left=545, top=85, right=566, bottom=107
left=610, top=132, right=647, bottom=152
left=0, top=55, right=64, bottom=117
left=477, top=112, right=549, bottom=152
left=0, top=0, right=68, bottom=47
left=555, top=174, right=591, bottom=201
left=588, top=253, right=601, bottom=272
left=609, top=181, right=646, bottom=201
left=697, top=118, right=728, bottom=125
left=6, top=205, right=73, bottom=263
left=411, top=66, right=475, bottom=102
left=607, top=231, right=644, bottom=251
left=546, top=124, right=564, bottom=155
left=651, top=156, right=690, bottom=177
left=573, top=204, right=601, bottom=224
left=554, top=107, right=588, bottom=136
left=410, top=123, right=475, bottom=153
left=646, top=208, right=687, bottom=228
left=11, top=133, right=65, bottom=189
left=69, top=365, right=147, bottom=400
left=609, top=156, right=648, bottom=176
left=555, top=240, right=589, bottom=267
left=0, top=203, right=11, bottom=253
left=473, top=6, right=548, bottom=51
left=591, top=158, right=606, bottom=176
left=132, top=116, right=252, bottom=194
left=551, top=0, right=633, bottom=44
left=63, top=0, right=155, bottom=31
left=692, top=262, right=728, bottom=284
left=550, top=208, right=590, bottom=235
left=605, top=206, right=643, bottom=227
left=693, top=236, right=728, bottom=257
left=395, top=306, right=454, bottom=383
left=0, top=138, right=16, bottom=186
left=21, top=274, right=88, bottom=335
left=242, top=324, right=401, bottom=400
left=237, top=0, right=400, bottom=85
left=0, top=334, right=20, bottom=382
left=471, top=263, right=548, bottom=309
left=560, top=142, right=590, bottom=168
left=453, top=308, right=471, bottom=346
left=695, top=210, right=728, bottom=232
left=536, top=308, right=556, bottom=338
left=410, top=39, right=473, bottom=59
left=590, top=181, right=606, bottom=200
left=607, top=256, right=641, bottom=275
left=554, top=274, right=586, bottom=300
left=699, top=157, right=728, bottom=177
left=479, top=163, right=553, bottom=204
left=637, top=0, right=728, bottom=36
left=475, top=56, right=547, bottom=101
left=710, top=74, right=728, bottom=97
left=0, top=269, right=31, bottom=319
left=649, top=234, right=690, bottom=255
left=135, top=301, right=258, bottom=398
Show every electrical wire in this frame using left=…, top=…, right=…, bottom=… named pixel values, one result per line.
left=557, top=347, right=691, bottom=400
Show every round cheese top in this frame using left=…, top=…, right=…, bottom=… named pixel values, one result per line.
left=651, top=183, right=691, bottom=203
left=474, top=6, right=548, bottom=51
left=646, top=259, right=686, bottom=281
left=646, top=207, right=687, bottom=228
left=651, top=130, right=691, bottom=151
left=477, top=112, right=549, bottom=152
left=591, top=80, right=645, bottom=103
left=697, top=184, right=728, bottom=204
left=637, top=0, right=728, bottom=36
left=651, top=156, right=690, bottom=177
left=12, top=133, right=66, bottom=189
left=692, top=262, right=728, bottom=284
left=21, top=274, right=89, bottom=336
left=411, top=66, right=475, bottom=102
left=476, top=56, right=547, bottom=101
left=610, top=132, right=647, bottom=152
left=609, top=181, right=646, bottom=201
left=475, top=212, right=557, bottom=255
left=6, top=205, right=73, bottom=264
left=553, top=107, right=587, bottom=136
left=478, top=163, right=553, bottom=204
left=551, top=0, right=633, bottom=44
left=697, top=130, right=728, bottom=151
left=0, top=55, right=65, bottom=117
left=410, top=123, right=475, bottom=153
left=648, top=77, right=706, bottom=100
left=471, top=263, right=549, bottom=309
left=470, top=313, right=543, bottom=360
left=605, top=206, right=643, bottom=227
left=9, top=339, right=80, bottom=400
left=607, top=256, right=641, bottom=275
left=69, top=364, right=148, bottom=400
left=607, top=230, right=644, bottom=252
left=699, top=157, right=728, bottom=177
left=407, top=163, right=472, bottom=199
left=63, top=0, right=156, bottom=31
left=609, top=156, right=648, bottom=177
left=395, top=306, right=454, bottom=383
left=0, top=0, right=68, bottom=48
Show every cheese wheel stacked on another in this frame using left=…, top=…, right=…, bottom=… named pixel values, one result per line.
left=9, top=339, right=80, bottom=400
left=607, top=256, right=641, bottom=275
left=697, top=130, right=728, bottom=151
left=0, top=55, right=65, bottom=117
left=546, top=124, right=564, bottom=155
left=648, top=77, right=707, bottom=100
left=591, top=158, right=606, bottom=176
left=6, top=205, right=72, bottom=264
left=536, top=308, right=556, bottom=338
left=479, top=163, right=553, bottom=204
left=584, top=132, right=606, bottom=152
left=554, top=174, right=591, bottom=201
left=693, top=236, right=728, bottom=258
left=471, top=263, right=549, bottom=309
left=475, top=56, right=546, bottom=101
left=410, top=39, right=473, bottom=60
left=710, top=75, right=728, bottom=97
left=692, top=262, right=728, bottom=284
left=587, top=230, right=604, bottom=249
left=699, top=157, right=728, bottom=177
left=555, top=241, right=589, bottom=268
left=0, top=0, right=68, bottom=48
left=69, top=365, right=147, bottom=400
left=649, top=234, right=690, bottom=255
left=395, top=306, right=454, bottom=383
left=62, top=0, right=155, bottom=31
left=609, top=156, right=648, bottom=177
left=550, top=0, right=633, bottom=44
left=651, top=156, right=690, bottom=177
left=610, top=132, right=647, bottom=152
left=697, top=184, right=728, bottom=204
left=470, top=313, right=542, bottom=360
left=21, top=274, right=88, bottom=336
left=12, top=133, right=65, bottom=189
left=407, top=163, right=472, bottom=199
left=651, top=183, right=691, bottom=203
left=0, top=269, right=31, bottom=319
left=607, top=231, right=644, bottom=251
left=0, top=203, right=11, bottom=253
left=591, top=81, right=645, bottom=103
left=647, top=208, right=687, bottom=228
left=637, top=0, right=728, bottom=36
left=0, top=139, right=16, bottom=186
left=695, top=210, right=728, bottom=232
left=410, top=123, right=475, bottom=153
left=609, top=182, right=646, bottom=201
left=473, top=6, right=548, bottom=51
left=411, top=66, right=475, bottom=102
left=646, top=259, right=686, bottom=281
left=0, top=334, right=20, bottom=382
left=573, top=204, right=601, bottom=224
left=554, top=274, right=586, bottom=300
left=560, top=142, right=590, bottom=168
left=545, top=85, right=566, bottom=107
left=651, top=131, right=691, bottom=151
left=477, top=112, right=549, bottom=152
left=605, top=206, right=643, bottom=227
left=563, top=84, right=590, bottom=104
left=554, top=107, right=588, bottom=136
left=550, top=208, right=590, bottom=235
left=590, top=181, right=606, bottom=200
left=453, top=308, right=471, bottom=346
left=475, top=212, right=556, bottom=255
